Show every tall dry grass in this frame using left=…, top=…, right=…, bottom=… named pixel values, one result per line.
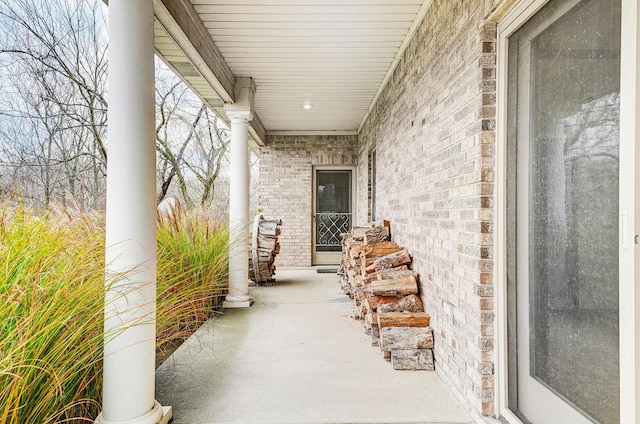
left=0, top=204, right=229, bottom=423
left=156, top=202, right=229, bottom=359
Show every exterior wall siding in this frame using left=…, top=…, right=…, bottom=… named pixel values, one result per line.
left=258, top=134, right=357, bottom=267
left=357, top=0, right=497, bottom=416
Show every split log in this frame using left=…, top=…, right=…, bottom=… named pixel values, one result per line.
left=352, top=287, right=366, bottom=302
left=377, top=294, right=424, bottom=313
left=364, top=262, right=377, bottom=274
left=355, top=291, right=369, bottom=317
left=364, top=312, right=375, bottom=329
left=257, top=219, right=281, bottom=236
left=391, top=349, right=434, bottom=370
left=364, top=257, right=411, bottom=275
left=353, top=292, right=366, bottom=320
left=377, top=312, right=431, bottom=328
left=346, top=238, right=364, bottom=251
left=373, top=249, right=412, bottom=271
left=364, top=266, right=409, bottom=284
left=349, top=258, right=361, bottom=269
left=352, top=303, right=362, bottom=320
left=257, top=236, right=277, bottom=250
left=380, top=326, right=434, bottom=351
left=372, top=324, right=380, bottom=338
left=368, top=247, right=406, bottom=258
left=248, top=260, right=270, bottom=281
left=352, top=274, right=366, bottom=290
left=351, top=226, right=373, bottom=241
left=365, top=312, right=379, bottom=337
left=362, top=296, right=402, bottom=314
left=256, top=249, right=273, bottom=261
left=358, top=302, right=368, bottom=318
left=340, top=278, right=350, bottom=294
left=349, top=241, right=399, bottom=259
left=364, top=222, right=390, bottom=244
left=374, top=268, right=414, bottom=280
left=360, top=249, right=406, bottom=276
left=368, top=271, right=418, bottom=296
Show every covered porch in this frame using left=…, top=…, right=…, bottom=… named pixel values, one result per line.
left=100, top=0, right=640, bottom=423
left=155, top=268, right=474, bottom=424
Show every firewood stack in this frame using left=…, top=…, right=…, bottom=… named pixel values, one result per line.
left=248, top=215, right=282, bottom=286
left=338, top=221, right=434, bottom=371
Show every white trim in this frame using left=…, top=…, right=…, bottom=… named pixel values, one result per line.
left=266, top=130, right=358, bottom=137
left=619, top=0, right=639, bottom=421
left=495, top=7, right=511, bottom=422
left=496, top=3, right=549, bottom=421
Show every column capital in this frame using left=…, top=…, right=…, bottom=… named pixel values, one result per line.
left=224, top=108, right=253, bottom=123
left=224, top=77, right=255, bottom=122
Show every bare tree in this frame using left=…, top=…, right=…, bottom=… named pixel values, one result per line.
left=0, top=0, right=237, bottom=214
left=187, top=108, right=230, bottom=208
left=155, top=63, right=231, bottom=211
left=0, top=0, right=108, bottom=209
left=155, top=80, right=209, bottom=207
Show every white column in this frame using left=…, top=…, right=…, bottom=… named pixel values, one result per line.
left=223, top=110, right=253, bottom=308
left=223, top=78, right=255, bottom=308
left=96, top=1, right=170, bottom=423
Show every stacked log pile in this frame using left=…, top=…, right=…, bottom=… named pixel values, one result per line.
left=248, top=215, right=282, bottom=286
left=338, top=221, right=434, bottom=371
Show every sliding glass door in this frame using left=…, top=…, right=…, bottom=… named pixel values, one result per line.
left=505, top=0, right=621, bottom=422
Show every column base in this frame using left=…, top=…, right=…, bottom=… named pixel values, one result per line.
left=223, top=294, right=254, bottom=308
left=96, top=401, right=172, bottom=424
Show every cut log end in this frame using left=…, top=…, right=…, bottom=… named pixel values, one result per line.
left=391, top=349, right=434, bottom=371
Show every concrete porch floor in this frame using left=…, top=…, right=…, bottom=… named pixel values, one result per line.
left=156, top=268, right=475, bottom=424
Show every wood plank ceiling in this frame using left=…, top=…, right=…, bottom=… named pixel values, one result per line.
left=159, top=0, right=430, bottom=135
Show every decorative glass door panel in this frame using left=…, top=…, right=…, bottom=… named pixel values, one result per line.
left=313, top=170, right=352, bottom=265
left=507, top=0, right=621, bottom=422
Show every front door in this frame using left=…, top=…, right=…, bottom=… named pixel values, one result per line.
left=313, top=169, right=353, bottom=265
left=506, top=0, right=621, bottom=422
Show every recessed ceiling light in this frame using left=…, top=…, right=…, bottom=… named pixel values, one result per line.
left=301, top=101, right=313, bottom=110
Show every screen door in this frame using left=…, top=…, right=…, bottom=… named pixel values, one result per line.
left=313, top=169, right=353, bottom=265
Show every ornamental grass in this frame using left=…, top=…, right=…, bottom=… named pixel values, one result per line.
left=0, top=204, right=229, bottom=423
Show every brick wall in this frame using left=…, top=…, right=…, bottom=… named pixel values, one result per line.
left=258, top=134, right=358, bottom=267
left=357, top=0, right=497, bottom=417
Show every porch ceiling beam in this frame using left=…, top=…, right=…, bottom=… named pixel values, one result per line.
left=266, top=130, right=359, bottom=136
left=154, top=0, right=266, bottom=147
left=155, top=0, right=235, bottom=103
left=249, top=111, right=267, bottom=148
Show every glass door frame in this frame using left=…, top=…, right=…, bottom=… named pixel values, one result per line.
left=312, top=165, right=357, bottom=265
left=494, top=0, right=639, bottom=422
